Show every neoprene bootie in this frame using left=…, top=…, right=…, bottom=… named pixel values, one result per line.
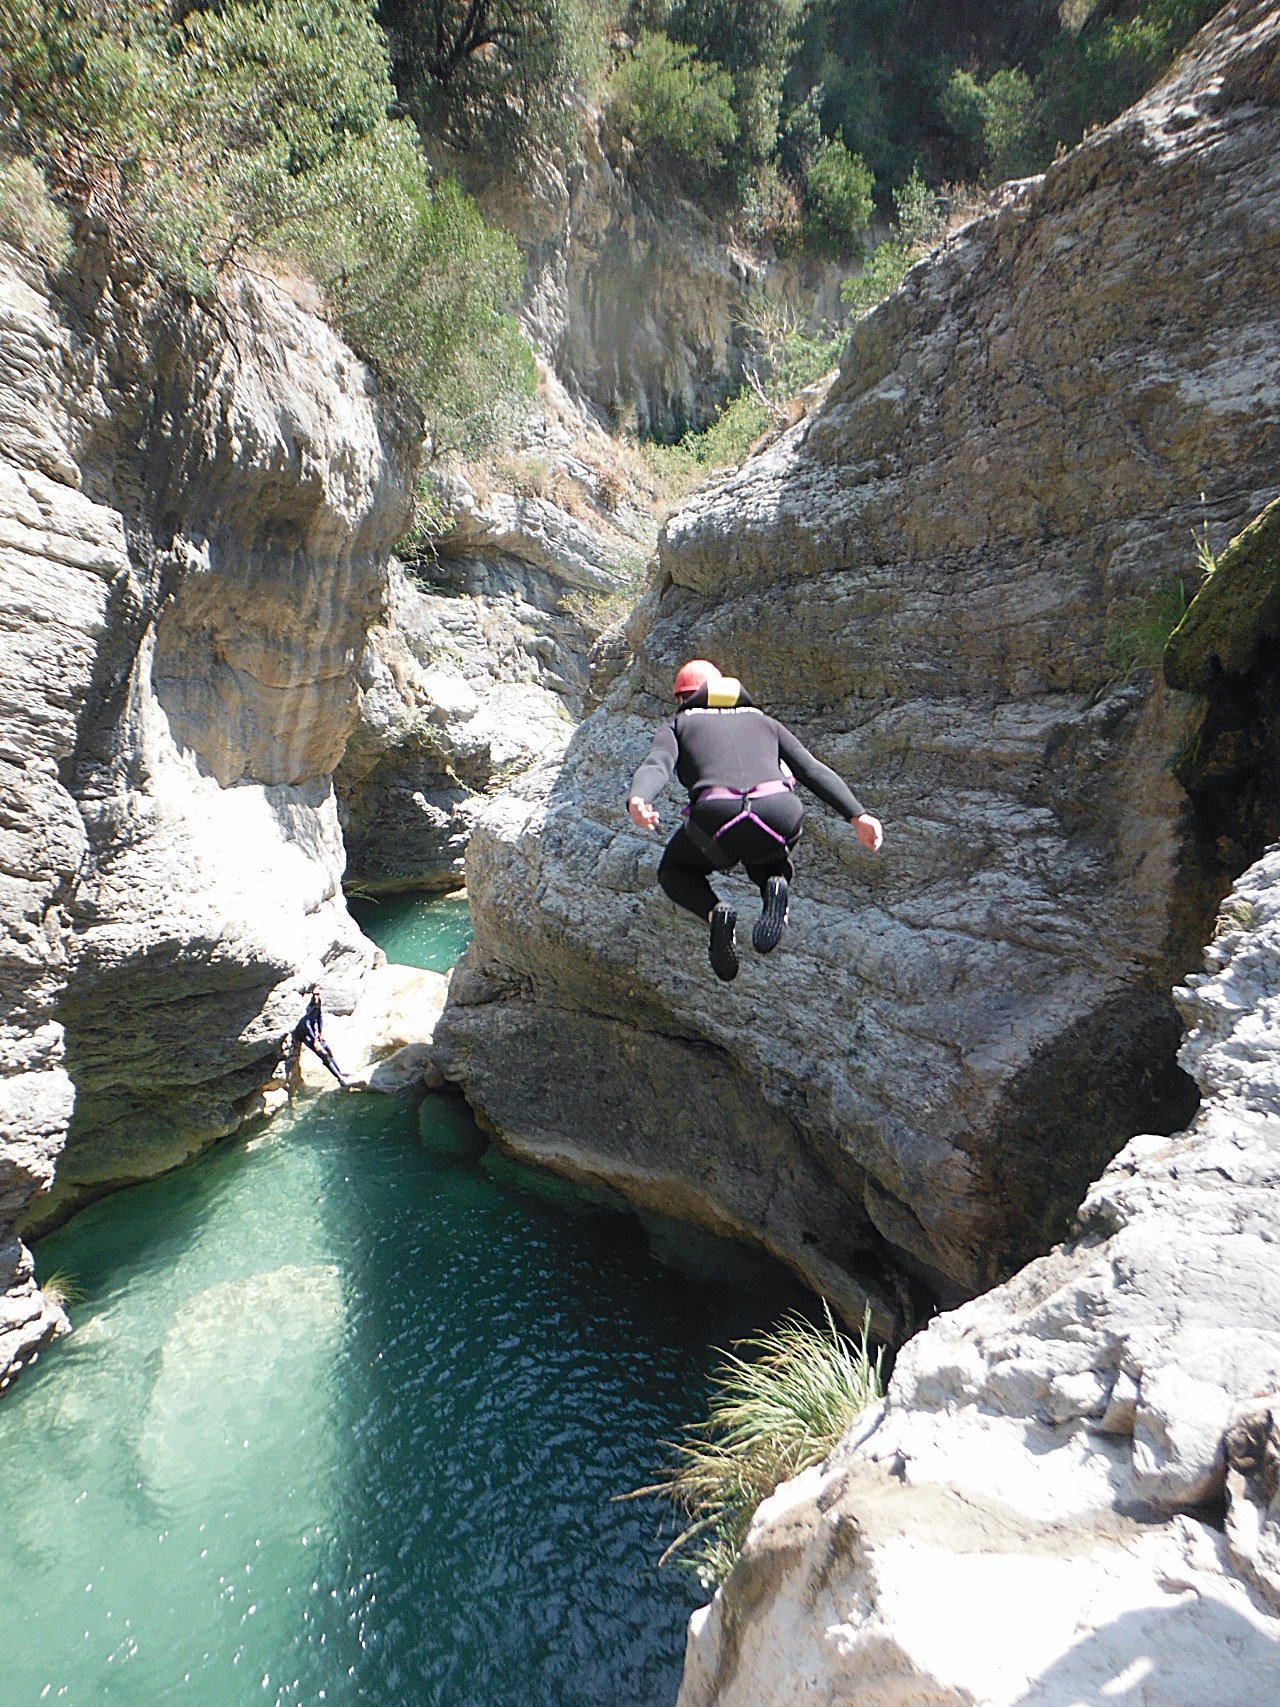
left=709, top=902, right=739, bottom=982
left=752, top=875, right=789, bottom=953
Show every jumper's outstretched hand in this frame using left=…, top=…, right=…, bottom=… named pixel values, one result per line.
left=629, top=796, right=660, bottom=832
left=853, top=813, right=884, bottom=852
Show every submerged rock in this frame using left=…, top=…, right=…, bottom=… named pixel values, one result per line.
left=0, top=227, right=415, bottom=1371
left=432, top=0, right=1280, bottom=1328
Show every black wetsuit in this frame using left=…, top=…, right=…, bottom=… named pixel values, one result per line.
left=630, top=686, right=866, bottom=920
left=291, top=993, right=345, bottom=1083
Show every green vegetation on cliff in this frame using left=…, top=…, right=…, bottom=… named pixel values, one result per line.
left=639, top=1307, right=883, bottom=1588
left=0, top=0, right=534, bottom=452
left=602, top=1, right=1225, bottom=265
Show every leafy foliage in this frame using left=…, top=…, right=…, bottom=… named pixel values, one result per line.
left=642, top=391, right=772, bottom=492
left=608, top=30, right=738, bottom=168
left=941, top=65, right=1039, bottom=184
left=665, top=0, right=810, bottom=169
left=633, top=1306, right=884, bottom=1589
left=377, top=0, right=612, bottom=158
left=840, top=165, right=944, bottom=313
left=0, top=0, right=534, bottom=452
left=0, top=155, right=71, bottom=265
left=787, top=0, right=1225, bottom=199
left=736, top=293, right=843, bottom=400
left=802, top=136, right=873, bottom=253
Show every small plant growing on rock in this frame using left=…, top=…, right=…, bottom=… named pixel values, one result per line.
left=1106, top=575, right=1189, bottom=678
left=38, top=1269, right=83, bottom=1309
left=632, top=1303, right=884, bottom=1589
left=840, top=167, right=947, bottom=315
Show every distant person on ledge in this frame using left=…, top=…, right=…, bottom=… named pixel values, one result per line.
left=286, top=984, right=348, bottom=1089
left=626, top=660, right=884, bottom=983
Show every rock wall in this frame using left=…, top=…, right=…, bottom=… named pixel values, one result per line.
left=0, top=228, right=414, bottom=1384
left=336, top=371, right=652, bottom=893
left=675, top=838, right=1280, bottom=1707
left=454, top=123, right=849, bottom=440
left=431, top=0, right=1280, bottom=1334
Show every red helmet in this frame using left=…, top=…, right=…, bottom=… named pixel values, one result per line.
left=673, top=659, right=721, bottom=699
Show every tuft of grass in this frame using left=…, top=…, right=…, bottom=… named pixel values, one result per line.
left=631, top=1303, right=884, bottom=1590
left=1106, top=575, right=1188, bottom=678
left=39, top=1268, right=84, bottom=1309
left=1191, top=492, right=1219, bottom=582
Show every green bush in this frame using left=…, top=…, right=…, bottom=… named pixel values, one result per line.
left=840, top=167, right=944, bottom=314
left=735, top=293, right=844, bottom=400
left=942, top=65, right=1040, bottom=184
left=608, top=30, right=738, bottom=168
left=0, top=0, right=534, bottom=453
left=738, top=161, right=803, bottom=249
left=803, top=137, right=874, bottom=254
left=664, top=0, right=808, bottom=170
left=1037, top=0, right=1222, bottom=149
left=643, top=390, right=772, bottom=494
left=634, top=1306, right=884, bottom=1588
left=0, top=156, right=71, bottom=266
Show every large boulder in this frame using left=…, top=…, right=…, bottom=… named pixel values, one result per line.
left=432, top=0, right=1280, bottom=1330
left=674, top=839, right=1280, bottom=1707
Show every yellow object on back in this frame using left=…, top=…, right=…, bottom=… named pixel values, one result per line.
left=706, top=678, right=742, bottom=707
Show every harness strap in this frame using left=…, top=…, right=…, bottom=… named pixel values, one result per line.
left=685, top=778, right=796, bottom=848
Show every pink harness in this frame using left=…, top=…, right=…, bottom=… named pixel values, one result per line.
left=686, top=778, right=795, bottom=846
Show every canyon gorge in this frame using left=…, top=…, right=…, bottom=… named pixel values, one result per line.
left=0, top=0, right=1278, bottom=1702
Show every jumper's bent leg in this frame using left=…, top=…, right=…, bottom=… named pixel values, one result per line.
left=658, top=827, right=721, bottom=921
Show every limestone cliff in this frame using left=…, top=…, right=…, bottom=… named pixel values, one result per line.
left=674, top=842, right=1280, bottom=1707
left=336, top=371, right=652, bottom=894
left=0, top=228, right=414, bottom=1387
left=451, top=122, right=849, bottom=439
left=431, top=0, right=1280, bottom=1334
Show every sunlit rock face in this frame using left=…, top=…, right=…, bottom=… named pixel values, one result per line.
left=448, top=121, right=849, bottom=440
left=0, top=227, right=414, bottom=1377
left=433, top=1, right=1280, bottom=1330
left=675, top=839, right=1280, bottom=1707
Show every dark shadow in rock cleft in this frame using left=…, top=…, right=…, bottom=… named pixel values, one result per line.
left=975, top=988, right=1200, bottom=1284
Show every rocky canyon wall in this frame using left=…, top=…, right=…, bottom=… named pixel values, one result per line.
left=451, top=124, right=849, bottom=440
left=0, top=229, right=414, bottom=1389
left=335, top=369, right=653, bottom=894
left=431, top=0, right=1280, bottom=1336
left=676, top=824, right=1280, bottom=1707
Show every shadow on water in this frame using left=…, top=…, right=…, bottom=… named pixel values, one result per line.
left=3, top=1070, right=815, bottom=1707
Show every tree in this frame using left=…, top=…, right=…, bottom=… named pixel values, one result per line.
left=804, top=137, right=873, bottom=253
left=377, top=0, right=611, bottom=157
left=607, top=31, right=737, bottom=169
left=665, top=0, right=810, bottom=168
left=0, top=0, right=535, bottom=451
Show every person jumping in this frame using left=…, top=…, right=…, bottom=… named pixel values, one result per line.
left=627, top=660, right=883, bottom=982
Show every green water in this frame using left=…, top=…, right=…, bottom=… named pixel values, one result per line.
left=347, top=893, right=473, bottom=972
left=1, top=901, right=810, bottom=1707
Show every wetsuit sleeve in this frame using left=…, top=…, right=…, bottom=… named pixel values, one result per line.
left=773, top=722, right=866, bottom=820
left=629, top=721, right=679, bottom=803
